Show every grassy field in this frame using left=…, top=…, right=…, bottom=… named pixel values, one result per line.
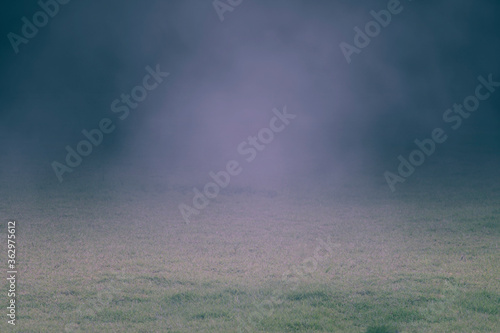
left=1, top=157, right=499, bottom=332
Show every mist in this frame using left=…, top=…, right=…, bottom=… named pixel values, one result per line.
left=1, top=0, right=499, bottom=194
left=1, top=1, right=500, bottom=331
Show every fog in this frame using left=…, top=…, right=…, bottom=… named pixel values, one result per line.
left=1, top=0, right=499, bottom=192
left=3, top=3, right=500, bottom=331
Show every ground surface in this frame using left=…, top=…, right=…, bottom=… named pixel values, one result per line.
left=1, top=155, right=499, bottom=332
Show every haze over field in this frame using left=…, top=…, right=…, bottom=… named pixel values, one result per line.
left=1, top=0, right=499, bottom=191
left=0, top=1, right=499, bottom=332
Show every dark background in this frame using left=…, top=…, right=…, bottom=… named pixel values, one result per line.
left=1, top=0, right=499, bottom=191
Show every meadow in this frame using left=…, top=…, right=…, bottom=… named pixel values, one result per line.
left=1, top=155, right=499, bottom=332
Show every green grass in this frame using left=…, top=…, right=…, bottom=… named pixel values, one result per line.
left=1, top=166, right=499, bottom=332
